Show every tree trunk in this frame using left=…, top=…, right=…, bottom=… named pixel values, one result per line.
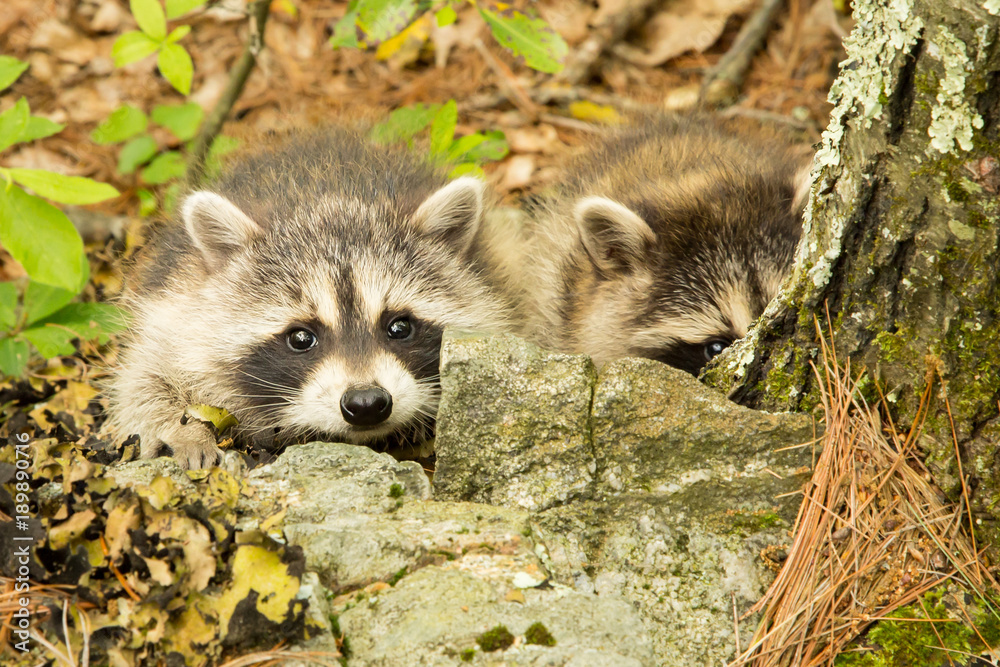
left=703, top=0, right=1000, bottom=548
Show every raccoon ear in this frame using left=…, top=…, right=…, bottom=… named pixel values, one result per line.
left=181, top=191, right=262, bottom=268
left=791, top=162, right=813, bottom=213
left=575, top=196, right=656, bottom=275
left=410, top=177, right=484, bottom=251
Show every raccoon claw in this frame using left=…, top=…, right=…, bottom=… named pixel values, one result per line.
left=142, top=421, right=223, bottom=470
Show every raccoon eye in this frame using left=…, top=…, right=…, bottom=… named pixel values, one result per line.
left=387, top=317, right=413, bottom=340
left=703, top=339, right=729, bottom=362
left=286, top=328, right=318, bottom=352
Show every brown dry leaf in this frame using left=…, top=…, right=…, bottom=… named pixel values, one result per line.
left=430, top=8, right=485, bottom=69
left=505, top=124, right=561, bottom=154
left=539, top=0, right=594, bottom=44
left=614, top=0, right=755, bottom=67
left=500, top=154, right=536, bottom=191
left=505, top=589, right=526, bottom=603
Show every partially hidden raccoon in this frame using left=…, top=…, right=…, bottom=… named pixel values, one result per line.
left=107, top=129, right=512, bottom=469
left=511, top=115, right=810, bottom=375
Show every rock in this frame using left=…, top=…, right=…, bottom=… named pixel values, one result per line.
left=434, top=331, right=597, bottom=512
left=106, top=456, right=198, bottom=496
left=592, top=358, right=815, bottom=495
left=338, top=567, right=656, bottom=666
left=431, top=330, right=816, bottom=664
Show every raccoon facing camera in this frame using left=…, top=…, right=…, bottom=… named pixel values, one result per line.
left=106, top=129, right=513, bottom=470
left=511, top=114, right=812, bottom=376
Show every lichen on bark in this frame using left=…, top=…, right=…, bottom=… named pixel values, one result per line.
left=703, top=0, right=1000, bottom=550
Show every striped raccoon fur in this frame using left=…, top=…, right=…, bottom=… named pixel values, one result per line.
left=107, top=129, right=511, bottom=469
left=515, top=115, right=810, bottom=375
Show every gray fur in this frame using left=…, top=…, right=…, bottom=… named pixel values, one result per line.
left=107, top=129, right=511, bottom=469
left=510, top=114, right=810, bottom=375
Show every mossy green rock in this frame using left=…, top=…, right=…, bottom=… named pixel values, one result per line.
left=592, top=358, right=816, bottom=494
left=338, top=567, right=655, bottom=665
left=434, top=330, right=597, bottom=511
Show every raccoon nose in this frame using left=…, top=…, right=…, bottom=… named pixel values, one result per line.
left=340, top=386, right=393, bottom=426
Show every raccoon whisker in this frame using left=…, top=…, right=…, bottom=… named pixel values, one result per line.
left=236, top=370, right=299, bottom=392
left=231, top=393, right=296, bottom=403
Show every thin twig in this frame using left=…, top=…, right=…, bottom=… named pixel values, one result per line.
left=188, top=0, right=272, bottom=183
left=699, top=0, right=785, bottom=108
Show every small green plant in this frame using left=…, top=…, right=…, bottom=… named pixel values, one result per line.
left=460, top=647, right=476, bottom=661
left=112, top=0, right=206, bottom=95
left=332, top=0, right=568, bottom=74
left=834, top=590, right=985, bottom=666
left=371, top=100, right=508, bottom=178
left=0, top=57, right=125, bottom=377
left=476, top=624, right=514, bottom=652
left=524, top=621, right=556, bottom=646
left=90, top=102, right=239, bottom=214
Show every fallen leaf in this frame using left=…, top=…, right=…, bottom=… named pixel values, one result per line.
left=614, top=0, right=754, bottom=66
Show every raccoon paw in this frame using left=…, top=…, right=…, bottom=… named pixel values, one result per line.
left=142, top=421, right=223, bottom=470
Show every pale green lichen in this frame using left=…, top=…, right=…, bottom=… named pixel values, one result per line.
left=985, top=0, right=1000, bottom=17
left=806, top=0, right=923, bottom=291
left=926, top=27, right=985, bottom=154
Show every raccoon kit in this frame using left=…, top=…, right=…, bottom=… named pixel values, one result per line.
left=519, top=115, right=809, bottom=375
left=107, top=129, right=511, bottom=469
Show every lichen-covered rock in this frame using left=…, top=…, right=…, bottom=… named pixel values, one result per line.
left=238, top=442, right=541, bottom=594
left=431, top=331, right=816, bottom=665
left=592, top=358, right=815, bottom=494
left=338, top=566, right=656, bottom=666
left=433, top=330, right=597, bottom=511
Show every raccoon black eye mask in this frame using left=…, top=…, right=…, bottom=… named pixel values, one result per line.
left=106, top=129, right=512, bottom=470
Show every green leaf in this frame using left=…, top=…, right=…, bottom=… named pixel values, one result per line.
left=450, top=129, right=508, bottom=163
left=430, top=100, right=457, bottom=156
left=112, top=31, right=161, bottom=67
left=166, top=25, right=192, bottom=44
left=7, top=169, right=120, bottom=205
left=435, top=5, right=457, bottom=27
left=0, top=185, right=86, bottom=292
left=23, top=280, right=74, bottom=325
left=131, top=0, right=168, bottom=40
left=22, top=325, right=77, bottom=358
left=449, top=163, right=485, bottom=178
left=137, top=188, right=158, bottom=216
left=22, top=116, right=65, bottom=143
left=141, top=150, right=186, bottom=184
left=205, top=134, right=241, bottom=177
left=157, top=43, right=193, bottom=95
left=444, top=133, right=486, bottom=161
left=370, top=103, right=440, bottom=144
left=330, top=1, right=360, bottom=49
left=478, top=4, right=567, bottom=74
left=0, top=56, right=29, bottom=93
left=0, top=337, right=30, bottom=377
left=166, top=0, right=206, bottom=19
left=184, top=404, right=238, bottom=434
left=0, top=282, right=17, bottom=331
left=35, top=302, right=127, bottom=343
left=0, top=98, right=30, bottom=154
left=91, top=105, right=149, bottom=144
left=118, top=135, right=159, bottom=174
left=151, top=102, right=203, bottom=141
left=356, top=0, right=418, bottom=44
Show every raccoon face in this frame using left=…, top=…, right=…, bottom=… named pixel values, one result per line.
left=570, top=192, right=797, bottom=375
left=178, top=177, right=506, bottom=447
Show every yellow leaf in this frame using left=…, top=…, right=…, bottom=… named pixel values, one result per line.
left=48, top=509, right=97, bottom=550
left=375, top=14, right=431, bottom=65
left=568, top=100, right=622, bottom=125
